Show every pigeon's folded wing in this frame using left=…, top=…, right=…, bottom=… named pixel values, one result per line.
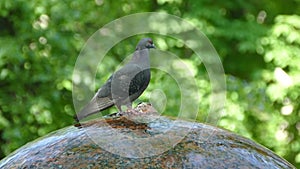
left=111, top=64, right=143, bottom=97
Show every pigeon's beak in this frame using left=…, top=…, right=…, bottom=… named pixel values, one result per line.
left=145, top=41, right=155, bottom=49
left=150, top=44, right=155, bottom=49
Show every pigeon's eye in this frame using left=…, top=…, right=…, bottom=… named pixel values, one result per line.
left=148, top=39, right=153, bottom=44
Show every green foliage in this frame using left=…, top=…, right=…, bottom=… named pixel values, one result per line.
left=0, top=0, right=300, bottom=167
left=262, top=15, right=300, bottom=163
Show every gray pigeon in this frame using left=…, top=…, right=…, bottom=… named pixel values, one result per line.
left=75, top=38, right=155, bottom=121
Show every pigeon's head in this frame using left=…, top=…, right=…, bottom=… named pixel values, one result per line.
left=136, top=38, right=155, bottom=50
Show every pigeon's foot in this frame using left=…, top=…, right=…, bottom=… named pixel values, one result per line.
left=122, top=103, right=159, bottom=123
left=125, top=108, right=140, bottom=115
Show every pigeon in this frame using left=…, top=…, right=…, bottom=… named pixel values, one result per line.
left=75, top=38, right=155, bottom=121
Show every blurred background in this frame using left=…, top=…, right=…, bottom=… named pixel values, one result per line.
left=1, top=0, right=300, bottom=167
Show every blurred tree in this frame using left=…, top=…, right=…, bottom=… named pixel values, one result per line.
left=0, top=0, right=299, bottom=167
left=262, top=15, right=300, bottom=164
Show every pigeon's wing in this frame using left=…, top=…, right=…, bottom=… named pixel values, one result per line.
left=75, top=76, right=114, bottom=121
left=111, top=64, right=143, bottom=100
left=128, top=68, right=150, bottom=99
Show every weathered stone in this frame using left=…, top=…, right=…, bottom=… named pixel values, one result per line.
left=0, top=105, right=295, bottom=169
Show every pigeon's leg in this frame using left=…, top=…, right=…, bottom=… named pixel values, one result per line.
left=126, top=103, right=133, bottom=112
left=116, top=105, right=122, bottom=112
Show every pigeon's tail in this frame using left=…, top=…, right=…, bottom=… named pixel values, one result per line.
left=75, top=96, right=114, bottom=122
